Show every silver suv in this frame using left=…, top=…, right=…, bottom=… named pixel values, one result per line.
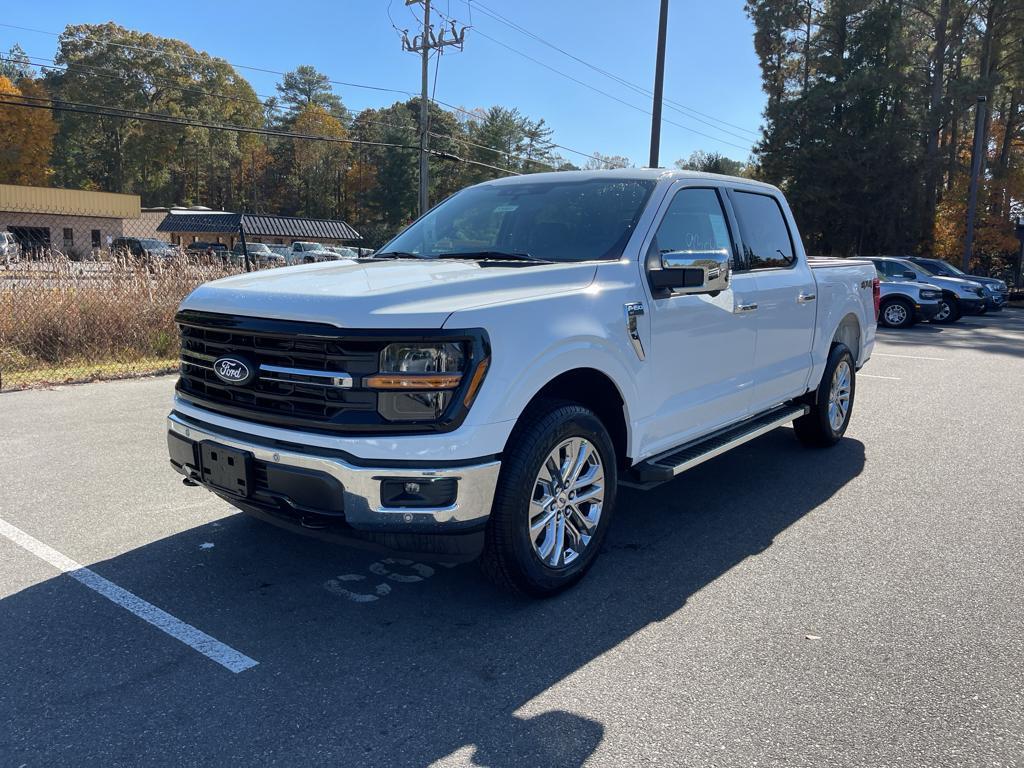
left=870, top=257, right=986, bottom=324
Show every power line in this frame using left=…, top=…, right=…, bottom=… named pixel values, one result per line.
left=4, top=51, right=555, bottom=170
left=459, top=0, right=761, bottom=140
left=1, top=24, right=589, bottom=169
left=0, top=94, right=521, bottom=175
left=452, top=24, right=751, bottom=153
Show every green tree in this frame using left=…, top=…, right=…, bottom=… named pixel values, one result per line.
left=46, top=22, right=262, bottom=206
left=275, top=65, right=348, bottom=122
left=675, top=150, right=748, bottom=176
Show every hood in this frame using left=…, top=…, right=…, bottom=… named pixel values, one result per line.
left=908, top=274, right=983, bottom=292
left=968, top=275, right=1006, bottom=290
left=179, top=258, right=598, bottom=329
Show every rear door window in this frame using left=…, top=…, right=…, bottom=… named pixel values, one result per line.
left=731, top=191, right=795, bottom=270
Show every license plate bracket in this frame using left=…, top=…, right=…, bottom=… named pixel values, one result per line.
left=199, top=441, right=253, bottom=497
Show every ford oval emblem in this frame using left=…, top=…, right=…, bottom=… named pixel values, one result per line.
left=213, top=356, right=255, bottom=385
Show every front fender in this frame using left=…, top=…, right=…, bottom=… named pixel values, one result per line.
left=445, top=265, right=644, bottom=446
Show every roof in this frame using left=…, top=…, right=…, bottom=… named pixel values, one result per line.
left=156, top=212, right=360, bottom=240
left=479, top=168, right=778, bottom=191
left=0, top=184, right=140, bottom=219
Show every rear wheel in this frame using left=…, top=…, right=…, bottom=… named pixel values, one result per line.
left=879, top=298, right=914, bottom=329
left=793, top=344, right=856, bottom=448
left=481, top=399, right=617, bottom=596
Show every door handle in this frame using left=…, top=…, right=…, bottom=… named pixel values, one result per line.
left=735, top=302, right=758, bottom=313
left=797, top=292, right=816, bottom=303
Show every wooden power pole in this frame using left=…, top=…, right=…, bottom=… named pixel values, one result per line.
left=401, top=1, right=467, bottom=216
left=649, top=0, right=670, bottom=168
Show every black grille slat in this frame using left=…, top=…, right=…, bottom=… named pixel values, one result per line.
left=177, top=318, right=383, bottom=427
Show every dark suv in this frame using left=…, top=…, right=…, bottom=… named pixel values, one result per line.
left=111, top=237, right=179, bottom=261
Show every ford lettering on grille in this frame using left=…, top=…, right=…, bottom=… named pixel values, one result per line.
left=213, top=356, right=254, bottom=385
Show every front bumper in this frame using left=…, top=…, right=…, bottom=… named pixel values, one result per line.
left=167, top=411, right=501, bottom=559
left=915, top=301, right=942, bottom=321
left=959, top=296, right=986, bottom=313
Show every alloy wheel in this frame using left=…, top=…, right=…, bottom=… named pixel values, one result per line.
left=883, top=303, right=908, bottom=327
left=528, top=437, right=605, bottom=569
left=934, top=300, right=951, bottom=322
left=828, top=360, right=852, bottom=432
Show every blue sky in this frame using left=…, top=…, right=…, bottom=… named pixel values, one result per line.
left=0, top=1, right=766, bottom=167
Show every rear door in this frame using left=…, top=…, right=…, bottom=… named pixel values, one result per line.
left=639, top=182, right=758, bottom=456
left=728, top=188, right=817, bottom=412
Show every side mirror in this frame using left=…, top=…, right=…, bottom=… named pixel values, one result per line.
left=903, top=271, right=916, bottom=279
left=649, top=249, right=731, bottom=296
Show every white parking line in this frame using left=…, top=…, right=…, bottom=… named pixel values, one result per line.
left=873, top=353, right=947, bottom=361
left=0, top=517, right=258, bottom=674
left=859, top=374, right=901, bottom=380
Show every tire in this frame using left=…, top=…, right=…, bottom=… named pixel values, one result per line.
left=931, top=295, right=960, bottom=324
left=879, top=298, right=915, bottom=329
left=480, top=399, right=617, bottom=596
left=303, top=255, right=315, bottom=264
left=793, top=343, right=856, bottom=448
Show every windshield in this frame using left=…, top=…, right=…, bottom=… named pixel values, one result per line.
left=140, top=239, right=169, bottom=249
left=380, top=178, right=656, bottom=262
left=921, top=258, right=963, bottom=277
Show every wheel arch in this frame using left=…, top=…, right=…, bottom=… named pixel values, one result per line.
left=510, top=368, right=630, bottom=470
left=832, top=312, right=862, bottom=364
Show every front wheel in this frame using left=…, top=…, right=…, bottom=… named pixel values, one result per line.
left=480, top=399, right=617, bottom=596
left=932, top=296, right=961, bottom=324
left=793, top=343, right=856, bottom=448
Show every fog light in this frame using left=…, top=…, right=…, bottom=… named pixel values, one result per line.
left=380, top=478, right=457, bottom=509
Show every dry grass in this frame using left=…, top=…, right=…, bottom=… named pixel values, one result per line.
left=0, top=256, right=242, bottom=391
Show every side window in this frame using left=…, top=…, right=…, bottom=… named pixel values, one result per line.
left=732, top=191, right=795, bottom=269
left=650, top=187, right=733, bottom=263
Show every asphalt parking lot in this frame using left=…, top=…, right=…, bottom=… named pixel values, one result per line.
left=2, top=311, right=1022, bottom=767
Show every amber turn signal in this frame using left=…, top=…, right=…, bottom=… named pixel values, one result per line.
left=364, top=373, right=463, bottom=390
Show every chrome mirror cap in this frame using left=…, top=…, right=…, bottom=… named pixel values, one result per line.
left=659, top=248, right=731, bottom=294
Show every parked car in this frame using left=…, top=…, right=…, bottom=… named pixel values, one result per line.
left=230, top=242, right=284, bottom=266
left=876, top=275, right=943, bottom=328
left=286, top=241, right=341, bottom=264
left=168, top=169, right=878, bottom=595
left=266, top=245, right=291, bottom=261
left=186, top=242, right=229, bottom=259
left=0, top=231, right=19, bottom=264
left=869, top=256, right=985, bottom=324
left=112, top=237, right=179, bottom=261
left=906, top=257, right=1009, bottom=312
left=326, top=245, right=361, bottom=259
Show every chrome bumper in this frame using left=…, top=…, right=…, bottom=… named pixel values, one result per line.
left=167, top=412, right=500, bottom=531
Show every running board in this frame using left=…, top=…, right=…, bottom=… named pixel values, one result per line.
left=629, top=404, right=809, bottom=486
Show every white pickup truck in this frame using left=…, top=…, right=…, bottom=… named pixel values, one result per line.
left=167, top=169, right=878, bottom=595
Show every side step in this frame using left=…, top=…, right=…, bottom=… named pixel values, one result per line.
left=630, top=404, right=809, bottom=485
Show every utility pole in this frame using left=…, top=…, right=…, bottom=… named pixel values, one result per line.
left=963, top=95, right=987, bottom=272
left=401, top=1, right=467, bottom=216
left=648, top=0, right=670, bottom=168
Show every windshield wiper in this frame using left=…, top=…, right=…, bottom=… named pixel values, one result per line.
left=435, top=250, right=551, bottom=263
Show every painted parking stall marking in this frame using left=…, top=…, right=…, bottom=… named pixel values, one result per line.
left=0, top=517, right=258, bottom=674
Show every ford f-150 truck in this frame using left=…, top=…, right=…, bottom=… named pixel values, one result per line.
left=167, top=169, right=878, bottom=595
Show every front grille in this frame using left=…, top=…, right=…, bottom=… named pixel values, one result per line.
left=176, top=313, right=384, bottom=431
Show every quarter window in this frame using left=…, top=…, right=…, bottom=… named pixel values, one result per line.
left=732, top=191, right=795, bottom=269
left=650, top=188, right=733, bottom=261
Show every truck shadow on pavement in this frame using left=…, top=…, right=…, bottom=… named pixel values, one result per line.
left=1, top=429, right=865, bottom=767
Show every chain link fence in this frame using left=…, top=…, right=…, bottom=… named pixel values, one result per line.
left=0, top=213, right=296, bottom=391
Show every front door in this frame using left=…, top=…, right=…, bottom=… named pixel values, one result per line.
left=638, top=184, right=758, bottom=458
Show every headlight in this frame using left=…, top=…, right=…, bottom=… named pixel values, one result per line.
left=973, top=287, right=984, bottom=297
left=367, top=342, right=469, bottom=421
left=919, top=289, right=941, bottom=300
